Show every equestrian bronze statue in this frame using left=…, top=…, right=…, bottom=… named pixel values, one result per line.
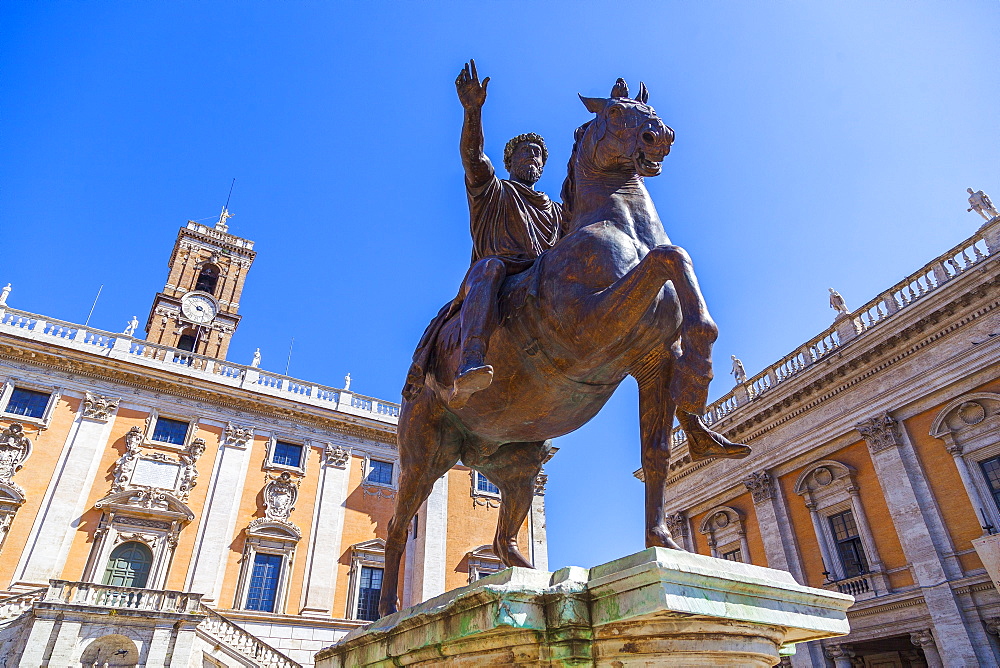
left=381, top=66, right=750, bottom=617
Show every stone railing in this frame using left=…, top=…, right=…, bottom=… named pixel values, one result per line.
left=0, top=307, right=400, bottom=423
left=675, top=222, right=997, bottom=447
left=44, top=580, right=204, bottom=614
left=0, top=587, right=46, bottom=622
left=824, top=573, right=873, bottom=599
left=198, top=605, right=302, bottom=668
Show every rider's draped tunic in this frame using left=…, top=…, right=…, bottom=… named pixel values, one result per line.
left=402, top=176, right=564, bottom=400
left=468, top=176, right=563, bottom=268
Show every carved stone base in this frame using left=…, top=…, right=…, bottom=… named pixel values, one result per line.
left=315, top=547, right=853, bottom=667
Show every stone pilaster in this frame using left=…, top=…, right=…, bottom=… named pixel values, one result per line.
left=530, top=469, right=548, bottom=570
left=11, top=406, right=117, bottom=588
left=824, top=644, right=854, bottom=668
left=856, top=413, right=983, bottom=665
left=299, top=444, right=352, bottom=616
left=407, top=473, right=448, bottom=603
left=183, top=425, right=254, bottom=603
left=743, top=470, right=804, bottom=581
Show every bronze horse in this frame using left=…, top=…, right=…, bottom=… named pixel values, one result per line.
left=380, top=80, right=750, bottom=616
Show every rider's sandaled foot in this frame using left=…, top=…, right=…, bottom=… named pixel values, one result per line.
left=679, top=411, right=752, bottom=461
left=449, top=359, right=494, bottom=409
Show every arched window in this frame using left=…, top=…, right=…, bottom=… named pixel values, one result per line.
left=103, top=541, right=153, bottom=588
left=195, top=264, right=219, bottom=294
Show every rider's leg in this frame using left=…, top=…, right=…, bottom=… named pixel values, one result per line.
left=451, top=257, right=506, bottom=408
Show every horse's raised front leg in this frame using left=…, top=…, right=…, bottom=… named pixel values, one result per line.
left=379, top=393, right=462, bottom=618
left=477, top=440, right=551, bottom=568
left=634, top=350, right=684, bottom=550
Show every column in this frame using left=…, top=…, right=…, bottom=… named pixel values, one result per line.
left=11, top=402, right=118, bottom=587
left=408, top=473, right=448, bottom=602
left=857, top=413, right=982, bottom=665
left=18, top=612, right=58, bottom=666
left=184, top=424, right=254, bottom=603
left=910, top=630, right=943, bottom=668
left=529, top=470, right=548, bottom=571
left=300, top=443, right=352, bottom=616
left=743, top=470, right=804, bottom=580
left=824, top=644, right=854, bottom=668
left=942, top=434, right=992, bottom=526
left=805, top=501, right=836, bottom=577
left=143, top=623, right=175, bottom=666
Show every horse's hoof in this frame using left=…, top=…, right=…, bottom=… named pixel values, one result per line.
left=449, top=364, right=494, bottom=409
left=647, top=528, right=686, bottom=551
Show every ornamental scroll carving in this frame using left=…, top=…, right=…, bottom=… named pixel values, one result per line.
left=856, top=412, right=903, bottom=454
left=0, top=423, right=31, bottom=485
left=742, top=470, right=775, bottom=503
left=111, top=426, right=206, bottom=501
left=664, top=512, right=688, bottom=540
left=223, top=422, right=254, bottom=448
left=83, top=393, right=120, bottom=421
left=533, top=470, right=548, bottom=496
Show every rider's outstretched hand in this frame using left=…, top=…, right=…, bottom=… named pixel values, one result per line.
left=457, top=59, right=489, bottom=110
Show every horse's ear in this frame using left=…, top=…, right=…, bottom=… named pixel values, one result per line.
left=611, top=78, right=629, bottom=98
left=578, top=94, right=607, bottom=114
left=637, top=82, right=649, bottom=104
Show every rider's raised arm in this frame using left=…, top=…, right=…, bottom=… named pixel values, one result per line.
left=456, top=60, right=494, bottom=189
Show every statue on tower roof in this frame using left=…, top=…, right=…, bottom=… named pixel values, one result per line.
left=967, top=188, right=998, bottom=222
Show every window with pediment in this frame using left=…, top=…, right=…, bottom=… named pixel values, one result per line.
left=793, top=460, right=886, bottom=599
left=346, top=539, right=386, bottom=621
left=698, top=506, right=750, bottom=563
left=930, top=392, right=1000, bottom=533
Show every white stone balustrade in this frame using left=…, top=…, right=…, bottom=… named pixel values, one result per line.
left=44, top=580, right=203, bottom=614
left=0, top=588, right=46, bottom=621
left=199, top=606, right=302, bottom=668
left=673, top=224, right=995, bottom=449
left=0, top=307, right=400, bottom=425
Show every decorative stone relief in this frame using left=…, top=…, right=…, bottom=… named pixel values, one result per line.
left=82, top=393, right=121, bottom=421
left=910, top=629, right=937, bottom=651
left=111, top=426, right=206, bottom=501
left=824, top=644, right=854, bottom=661
left=664, top=512, right=688, bottom=541
left=0, top=423, right=31, bottom=484
left=742, top=470, right=775, bottom=503
left=263, top=471, right=299, bottom=522
left=325, top=443, right=351, bottom=468
left=223, top=422, right=254, bottom=448
left=856, top=412, right=902, bottom=454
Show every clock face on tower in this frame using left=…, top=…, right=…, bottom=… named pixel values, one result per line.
left=180, top=293, right=218, bottom=324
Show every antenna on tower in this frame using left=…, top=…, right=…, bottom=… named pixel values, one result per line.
left=216, top=178, right=236, bottom=231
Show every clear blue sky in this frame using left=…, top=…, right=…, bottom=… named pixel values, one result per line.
left=2, top=2, right=999, bottom=572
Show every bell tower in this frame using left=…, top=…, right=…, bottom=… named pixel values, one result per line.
left=145, top=208, right=256, bottom=360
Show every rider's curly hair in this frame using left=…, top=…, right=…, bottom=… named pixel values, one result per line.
left=504, top=133, right=548, bottom=172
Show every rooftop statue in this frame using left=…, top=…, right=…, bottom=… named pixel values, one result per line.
left=829, top=287, right=850, bottom=315
left=968, top=188, right=999, bottom=222
left=731, top=355, right=747, bottom=384
left=382, top=67, right=750, bottom=617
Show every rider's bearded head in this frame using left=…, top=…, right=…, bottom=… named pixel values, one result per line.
left=504, top=133, right=548, bottom=186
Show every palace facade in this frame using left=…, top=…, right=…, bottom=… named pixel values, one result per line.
left=0, top=216, right=548, bottom=667
left=656, top=211, right=1000, bottom=667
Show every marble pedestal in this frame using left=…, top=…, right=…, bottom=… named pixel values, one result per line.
left=316, top=548, right=852, bottom=667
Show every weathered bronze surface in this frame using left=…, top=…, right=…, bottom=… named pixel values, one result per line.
left=381, top=63, right=750, bottom=616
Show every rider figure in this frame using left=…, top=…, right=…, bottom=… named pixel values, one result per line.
left=448, top=60, right=565, bottom=408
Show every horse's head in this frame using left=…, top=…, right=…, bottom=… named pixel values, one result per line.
left=577, top=78, right=674, bottom=177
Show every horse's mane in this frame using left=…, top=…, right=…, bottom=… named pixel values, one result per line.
left=558, top=120, right=592, bottom=229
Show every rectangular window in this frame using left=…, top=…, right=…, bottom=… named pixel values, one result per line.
left=366, top=460, right=393, bottom=485
left=722, top=548, right=742, bottom=562
left=356, top=566, right=383, bottom=621
left=151, top=417, right=189, bottom=445
left=4, top=388, right=50, bottom=419
left=245, top=553, right=283, bottom=612
left=476, top=472, right=500, bottom=495
left=272, top=441, right=303, bottom=468
left=980, top=456, right=1000, bottom=511
left=829, top=510, right=869, bottom=578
